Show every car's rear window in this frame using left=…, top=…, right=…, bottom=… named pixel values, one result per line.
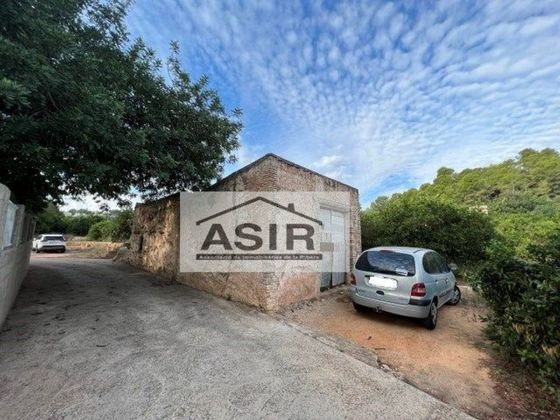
left=355, top=250, right=416, bottom=276
left=43, top=235, right=64, bottom=241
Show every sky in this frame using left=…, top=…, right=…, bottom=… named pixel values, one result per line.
left=63, top=0, right=560, bottom=210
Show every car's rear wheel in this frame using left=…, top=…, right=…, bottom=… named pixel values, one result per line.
left=352, top=301, right=369, bottom=313
left=424, top=300, right=437, bottom=330
left=447, top=286, right=461, bottom=306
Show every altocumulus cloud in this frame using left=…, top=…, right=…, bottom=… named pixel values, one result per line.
left=125, top=0, right=560, bottom=206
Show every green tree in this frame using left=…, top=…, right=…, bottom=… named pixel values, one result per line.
left=361, top=192, right=495, bottom=265
left=85, top=209, right=132, bottom=241
left=0, top=0, right=241, bottom=212
left=65, top=213, right=104, bottom=236
left=422, top=148, right=560, bottom=207
left=469, top=238, right=560, bottom=394
left=87, top=220, right=115, bottom=241
left=493, top=213, right=559, bottom=259
left=35, top=202, right=66, bottom=234
left=110, top=209, right=133, bottom=241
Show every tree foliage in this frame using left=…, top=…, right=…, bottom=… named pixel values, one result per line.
left=362, top=148, right=560, bottom=393
left=421, top=148, right=560, bottom=206
left=85, top=209, right=132, bottom=241
left=86, top=220, right=114, bottom=241
left=363, top=148, right=560, bottom=259
left=35, top=202, right=67, bottom=234
left=469, top=236, right=560, bottom=396
left=35, top=202, right=132, bottom=241
left=362, top=193, right=495, bottom=265
left=425, top=148, right=560, bottom=257
left=0, top=0, right=241, bottom=211
left=64, top=213, right=105, bottom=236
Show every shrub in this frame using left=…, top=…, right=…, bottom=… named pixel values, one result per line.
left=65, top=214, right=104, bottom=236
left=87, top=220, right=115, bottom=241
left=111, top=209, right=133, bottom=241
left=86, top=210, right=133, bottom=242
left=492, top=213, right=558, bottom=260
left=361, top=193, right=496, bottom=265
left=529, top=228, right=560, bottom=268
left=468, top=234, right=560, bottom=397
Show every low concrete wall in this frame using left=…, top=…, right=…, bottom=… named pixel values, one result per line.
left=0, top=183, right=34, bottom=326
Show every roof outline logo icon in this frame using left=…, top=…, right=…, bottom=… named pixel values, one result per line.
left=195, top=196, right=323, bottom=226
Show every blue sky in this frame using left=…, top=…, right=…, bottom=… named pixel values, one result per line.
left=64, top=0, right=560, bottom=210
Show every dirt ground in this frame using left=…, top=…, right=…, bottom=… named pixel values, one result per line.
left=283, top=287, right=558, bottom=420
left=36, top=240, right=123, bottom=259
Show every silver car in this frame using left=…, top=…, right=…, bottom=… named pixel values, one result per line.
left=350, top=246, right=461, bottom=329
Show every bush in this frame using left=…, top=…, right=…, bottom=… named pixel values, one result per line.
left=111, top=210, right=133, bottom=242
left=65, top=214, right=104, bottom=236
left=529, top=228, right=560, bottom=268
left=468, top=234, right=560, bottom=397
left=361, top=193, right=496, bottom=265
left=492, top=213, right=558, bottom=259
left=35, top=204, right=133, bottom=240
left=87, top=220, right=115, bottom=241
left=86, top=210, right=133, bottom=242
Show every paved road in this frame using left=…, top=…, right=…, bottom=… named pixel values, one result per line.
left=0, top=256, right=471, bottom=419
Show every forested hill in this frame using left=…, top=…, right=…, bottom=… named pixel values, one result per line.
left=416, top=148, right=560, bottom=212
left=363, top=148, right=560, bottom=260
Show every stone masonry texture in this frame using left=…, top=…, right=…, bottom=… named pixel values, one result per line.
left=125, top=154, right=361, bottom=311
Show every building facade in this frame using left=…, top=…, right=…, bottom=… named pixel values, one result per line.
left=125, top=154, right=361, bottom=311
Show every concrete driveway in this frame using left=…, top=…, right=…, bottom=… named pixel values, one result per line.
left=0, top=256, right=471, bottom=419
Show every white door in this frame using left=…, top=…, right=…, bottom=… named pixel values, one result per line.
left=319, top=207, right=347, bottom=289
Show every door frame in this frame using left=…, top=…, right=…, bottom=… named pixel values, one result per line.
left=318, top=205, right=349, bottom=290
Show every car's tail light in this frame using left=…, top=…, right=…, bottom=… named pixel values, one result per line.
left=350, top=273, right=356, bottom=285
left=411, top=283, right=426, bottom=297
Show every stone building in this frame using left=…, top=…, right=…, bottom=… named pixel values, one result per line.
left=125, top=154, right=361, bottom=311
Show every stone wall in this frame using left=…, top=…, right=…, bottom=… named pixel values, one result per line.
left=207, top=155, right=361, bottom=310
left=126, top=194, right=180, bottom=281
left=127, top=154, right=361, bottom=311
left=210, top=155, right=361, bottom=267
left=0, top=183, right=34, bottom=326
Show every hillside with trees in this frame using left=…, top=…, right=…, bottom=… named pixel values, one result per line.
left=363, top=148, right=560, bottom=259
left=361, top=148, right=560, bottom=397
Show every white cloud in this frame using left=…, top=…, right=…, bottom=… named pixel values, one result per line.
left=313, top=154, right=343, bottom=170
left=125, top=0, right=560, bottom=206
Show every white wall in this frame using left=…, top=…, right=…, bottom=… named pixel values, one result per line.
left=0, top=183, right=34, bottom=327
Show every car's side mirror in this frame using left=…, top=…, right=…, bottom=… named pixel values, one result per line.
left=448, top=263, right=458, bottom=273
